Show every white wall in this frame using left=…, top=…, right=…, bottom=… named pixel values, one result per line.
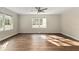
left=19, top=14, right=60, bottom=33
left=61, top=8, right=79, bottom=40
left=0, top=7, right=19, bottom=41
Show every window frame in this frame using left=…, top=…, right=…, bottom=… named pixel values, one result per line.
left=4, top=14, right=13, bottom=31
left=0, top=13, right=13, bottom=32
left=0, top=14, right=5, bottom=32
left=32, top=17, right=47, bottom=28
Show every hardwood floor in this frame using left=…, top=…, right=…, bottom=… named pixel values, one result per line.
left=0, top=33, right=79, bottom=51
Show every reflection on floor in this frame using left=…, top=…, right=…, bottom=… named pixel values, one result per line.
left=0, top=33, right=79, bottom=51
left=48, top=35, right=79, bottom=46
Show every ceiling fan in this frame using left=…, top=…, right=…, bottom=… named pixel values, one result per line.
left=35, top=7, right=48, bottom=13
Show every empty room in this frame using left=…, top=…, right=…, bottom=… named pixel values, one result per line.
left=0, top=7, right=79, bottom=51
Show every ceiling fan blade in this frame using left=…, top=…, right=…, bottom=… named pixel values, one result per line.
left=35, top=7, right=47, bottom=13
left=42, top=8, right=48, bottom=10
left=41, top=10, right=44, bottom=12
left=38, top=10, right=44, bottom=13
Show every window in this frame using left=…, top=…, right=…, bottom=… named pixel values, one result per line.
left=0, top=14, right=13, bottom=32
left=32, top=18, right=47, bottom=28
left=4, top=15, right=13, bottom=30
left=0, top=15, right=4, bottom=31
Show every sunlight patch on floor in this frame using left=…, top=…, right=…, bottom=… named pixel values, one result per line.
left=47, top=35, right=79, bottom=46
left=0, top=42, right=9, bottom=51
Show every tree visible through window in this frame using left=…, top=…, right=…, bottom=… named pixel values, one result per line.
left=32, top=18, right=47, bottom=28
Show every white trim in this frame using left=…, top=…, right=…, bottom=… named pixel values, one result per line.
left=61, top=32, right=79, bottom=41
left=0, top=33, right=18, bottom=41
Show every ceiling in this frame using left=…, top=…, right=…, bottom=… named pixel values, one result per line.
left=6, top=7, right=71, bottom=15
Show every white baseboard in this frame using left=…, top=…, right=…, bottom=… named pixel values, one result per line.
left=0, top=33, right=18, bottom=41
left=61, top=32, right=79, bottom=41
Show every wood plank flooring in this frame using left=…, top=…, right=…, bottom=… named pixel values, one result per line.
left=47, top=35, right=79, bottom=46
left=0, top=33, right=79, bottom=51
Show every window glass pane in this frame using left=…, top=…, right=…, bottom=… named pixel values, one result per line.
left=40, top=19, right=43, bottom=25
left=32, top=18, right=40, bottom=28
left=32, top=18, right=47, bottom=28
left=4, top=15, right=13, bottom=30
left=40, top=18, right=47, bottom=28
left=0, top=15, right=4, bottom=31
